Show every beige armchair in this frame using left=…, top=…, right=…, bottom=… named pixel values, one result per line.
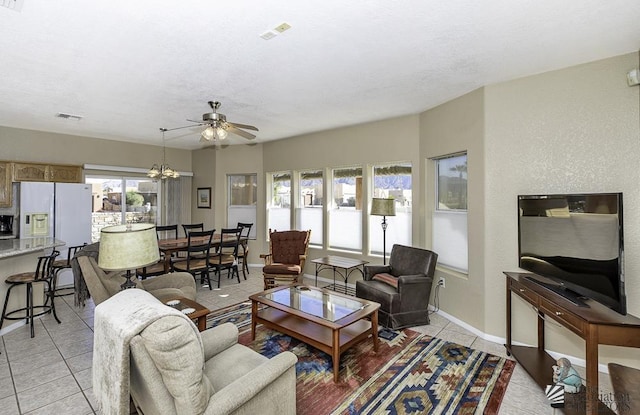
left=92, top=289, right=298, bottom=415
left=260, top=229, right=311, bottom=290
left=72, top=242, right=196, bottom=305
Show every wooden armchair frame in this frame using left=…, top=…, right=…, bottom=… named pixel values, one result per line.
left=260, top=229, right=311, bottom=290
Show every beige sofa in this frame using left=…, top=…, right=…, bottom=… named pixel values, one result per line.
left=93, top=289, right=298, bottom=415
left=75, top=254, right=196, bottom=305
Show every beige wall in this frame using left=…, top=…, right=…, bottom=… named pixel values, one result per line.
left=419, top=87, right=486, bottom=331
left=483, top=52, right=640, bottom=366
left=0, top=126, right=191, bottom=171
left=260, top=115, right=421, bottom=273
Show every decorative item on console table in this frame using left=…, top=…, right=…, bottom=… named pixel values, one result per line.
left=504, top=271, right=640, bottom=415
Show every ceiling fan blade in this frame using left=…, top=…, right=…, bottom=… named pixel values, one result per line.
left=162, top=123, right=201, bottom=132
left=186, top=119, right=205, bottom=125
left=228, top=122, right=258, bottom=131
left=226, top=125, right=256, bottom=140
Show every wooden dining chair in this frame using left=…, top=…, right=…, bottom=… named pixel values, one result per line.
left=156, top=224, right=178, bottom=240
left=209, top=228, right=242, bottom=287
left=236, top=222, right=253, bottom=279
left=171, top=229, right=215, bottom=290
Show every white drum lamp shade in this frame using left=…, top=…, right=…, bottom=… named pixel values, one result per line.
left=98, top=223, right=160, bottom=288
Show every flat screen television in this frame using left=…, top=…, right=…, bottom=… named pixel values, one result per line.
left=517, top=193, right=626, bottom=315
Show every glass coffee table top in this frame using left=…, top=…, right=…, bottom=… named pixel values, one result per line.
left=261, top=286, right=368, bottom=322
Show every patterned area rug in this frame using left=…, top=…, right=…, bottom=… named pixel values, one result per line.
left=207, top=302, right=515, bottom=415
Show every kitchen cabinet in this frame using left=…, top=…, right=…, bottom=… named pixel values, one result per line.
left=0, top=161, right=11, bottom=208
left=12, top=162, right=82, bottom=183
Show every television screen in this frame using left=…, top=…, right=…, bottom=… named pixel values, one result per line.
left=518, top=193, right=625, bottom=315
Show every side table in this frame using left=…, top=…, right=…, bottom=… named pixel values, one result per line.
left=311, top=255, right=368, bottom=295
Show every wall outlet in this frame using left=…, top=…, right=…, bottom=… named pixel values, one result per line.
left=438, top=277, right=445, bottom=288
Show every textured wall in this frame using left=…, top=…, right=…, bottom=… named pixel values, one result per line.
left=484, top=52, right=640, bottom=365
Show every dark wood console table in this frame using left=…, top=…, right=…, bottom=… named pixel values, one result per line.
left=505, top=272, right=640, bottom=415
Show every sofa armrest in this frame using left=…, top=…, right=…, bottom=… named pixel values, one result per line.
left=204, top=351, right=297, bottom=415
left=364, top=265, right=391, bottom=280
left=398, top=274, right=432, bottom=286
left=397, top=274, right=434, bottom=308
left=140, top=272, right=192, bottom=290
left=201, top=323, right=239, bottom=360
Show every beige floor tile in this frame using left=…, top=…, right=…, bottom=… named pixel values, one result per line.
left=17, top=374, right=79, bottom=412
left=7, top=348, right=64, bottom=376
left=0, top=394, right=19, bottom=415
left=0, top=375, right=15, bottom=400
left=23, top=391, right=93, bottom=415
left=13, top=360, right=71, bottom=393
left=65, top=351, right=93, bottom=374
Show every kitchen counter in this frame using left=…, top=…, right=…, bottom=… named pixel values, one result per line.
left=0, top=237, right=65, bottom=259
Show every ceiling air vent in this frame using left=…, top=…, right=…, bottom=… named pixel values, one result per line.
left=1, top=0, right=25, bottom=11
left=55, top=113, right=83, bottom=121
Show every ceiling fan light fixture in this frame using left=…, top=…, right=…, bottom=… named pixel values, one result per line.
left=201, top=124, right=228, bottom=141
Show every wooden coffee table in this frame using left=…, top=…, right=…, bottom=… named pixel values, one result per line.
left=249, top=284, right=380, bottom=382
left=160, top=296, right=210, bottom=331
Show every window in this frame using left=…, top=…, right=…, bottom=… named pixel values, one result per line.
left=227, top=174, right=257, bottom=239
left=86, top=176, right=160, bottom=242
left=268, top=172, right=291, bottom=231
left=369, top=163, right=412, bottom=255
left=330, top=167, right=362, bottom=251
left=297, top=170, right=323, bottom=246
left=432, top=153, right=468, bottom=272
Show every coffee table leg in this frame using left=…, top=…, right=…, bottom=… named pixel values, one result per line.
left=251, top=300, right=257, bottom=340
left=332, top=329, right=340, bottom=383
left=372, top=310, right=379, bottom=352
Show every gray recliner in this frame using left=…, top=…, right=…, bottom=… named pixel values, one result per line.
left=92, top=289, right=298, bottom=415
left=355, top=244, right=438, bottom=329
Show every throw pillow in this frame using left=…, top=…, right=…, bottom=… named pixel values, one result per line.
left=372, top=272, right=398, bottom=288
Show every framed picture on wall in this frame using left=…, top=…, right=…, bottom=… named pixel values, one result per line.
left=197, top=187, right=211, bottom=209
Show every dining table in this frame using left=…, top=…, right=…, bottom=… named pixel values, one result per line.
left=157, top=234, right=248, bottom=273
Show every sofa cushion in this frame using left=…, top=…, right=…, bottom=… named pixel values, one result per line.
left=204, top=343, right=268, bottom=391
left=140, top=315, right=214, bottom=414
left=371, top=272, right=399, bottom=289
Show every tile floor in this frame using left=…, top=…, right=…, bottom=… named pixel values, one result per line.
left=0, top=269, right=613, bottom=414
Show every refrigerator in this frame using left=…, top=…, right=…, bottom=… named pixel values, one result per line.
left=20, top=182, right=92, bottom=287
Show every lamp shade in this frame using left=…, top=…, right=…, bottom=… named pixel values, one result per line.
left=371, top=198, right=396, bottom=217
left=98, top=223, right=160, bottom=271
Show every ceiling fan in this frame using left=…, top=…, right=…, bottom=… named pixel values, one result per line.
left=164, top=101, right=259, bottom=145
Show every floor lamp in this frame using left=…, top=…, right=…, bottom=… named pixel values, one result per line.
left=98, top=223, right=160, bottom=289
left=371, top=198, right=396, bottom=265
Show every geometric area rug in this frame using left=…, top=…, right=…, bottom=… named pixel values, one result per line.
left=208, top=302, right=515, bottom=415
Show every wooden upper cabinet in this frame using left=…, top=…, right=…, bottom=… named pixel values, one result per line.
left=47, top=164, right=82, bottom=183
left=0, top=161, right=12, bottom=208
left=12, top=162, right=82, bottom=183
left=12, top=162, right=47, bottom=182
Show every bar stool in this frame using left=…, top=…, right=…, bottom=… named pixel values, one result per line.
left=0, top=250, right=61, bottom=338
left=51, top=243, right=87, bottom=297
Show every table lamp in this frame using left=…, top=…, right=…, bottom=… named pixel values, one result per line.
left=98, top=223, right=160, bottom=289
left=370, top=198, right=396, bottom=265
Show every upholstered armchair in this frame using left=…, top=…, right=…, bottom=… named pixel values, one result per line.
left=72, top=243, right=196, bottom=306
left=260, top=229, right=311, bottom=290
left=92, top=289, right=298, bottom=415
left=355, top=244, right=438, bottom=329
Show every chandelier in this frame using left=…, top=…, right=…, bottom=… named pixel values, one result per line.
left=148, top=128, right=179, bottom=180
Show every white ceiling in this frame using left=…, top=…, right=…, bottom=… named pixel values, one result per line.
left=1, top=1, right=639, bottom=150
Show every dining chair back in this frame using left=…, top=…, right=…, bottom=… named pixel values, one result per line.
left=181, top=223, right=204, bottom=237
left=236, top=222, right=253, bottom=279
left=210, top=228, right=242, bottom=287
left=156, top=224, right=178, bottom=240
left=171, top=229, right=215, bottom=289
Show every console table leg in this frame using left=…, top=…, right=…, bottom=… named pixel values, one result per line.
left=585, top=328, right=599, bottom=415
